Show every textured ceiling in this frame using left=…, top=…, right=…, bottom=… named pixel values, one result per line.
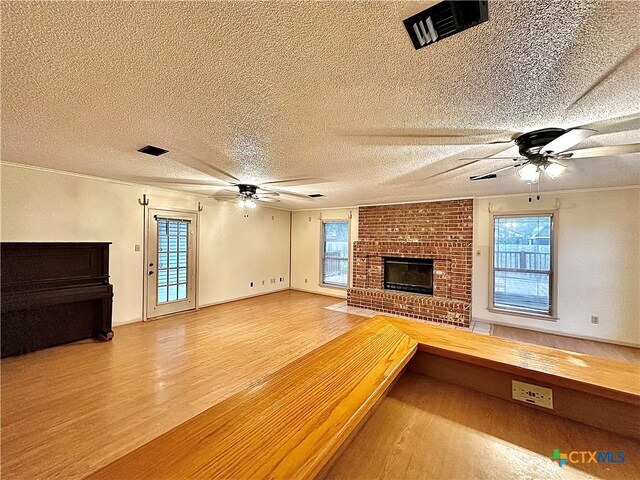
left=2, top=0, right=639, bottom=209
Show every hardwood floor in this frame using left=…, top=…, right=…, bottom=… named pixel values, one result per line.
left=0, top=290, right=366, bottom=480
left=326, top=371, right=640, bottom=480
left=492, top=324, right=640, bottom=364
left=87, top=318, right=416, bottom=480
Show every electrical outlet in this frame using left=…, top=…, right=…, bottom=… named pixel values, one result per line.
left=279, top=277, right=284, bottom=282
left=476, top=250, right=481, bottom=256
left=135, top=244, right=141, bottom=252
left=271, top=278, right=275, bottom=284
left=262, top=280, right=265, bottom=285
left=512, top=380, right=553, bottom=409
left=591, top=315, right=599, bottom=324
left=250, top=282, right=254, bottom=287
left=305, top=278, right=308, bottom=283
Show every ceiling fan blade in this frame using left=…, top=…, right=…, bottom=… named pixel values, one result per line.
left=256, top=197, right=281, bottom=204
left=212, top=195, right=238, bottom=202
left=424, top=160, right=482, bottom=180
left=168, top=149, right=240, bottom=183
left=339, top=128, right=517, bottom=146
left=129, top=177, right=229, bottom=188
left=577, top=113, right=640, bottom=136
left=260, top=178, right=320, bottom=186
left=559, top=143, right=640, bottom=159
left=542, top=128, right=597, bottom=154
left=458, top=156, right=525, bottom=161
left=469, top=162, right=527, bottom=181
left=470, top=173, right=497, bottom=181
left=567, top=47, right=639, bottom=110
left=264, top=188, right=315, bottom=200
left=140, top=181, right=222, bottom=190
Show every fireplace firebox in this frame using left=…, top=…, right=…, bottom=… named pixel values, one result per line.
left=383, top=257, right=434, bottom=295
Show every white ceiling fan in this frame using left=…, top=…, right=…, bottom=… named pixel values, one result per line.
left=462, top=126, right=639, bottom=184
left=135, top=147, right=322, bottom=208
left=342, top=113, right=640, bottom=184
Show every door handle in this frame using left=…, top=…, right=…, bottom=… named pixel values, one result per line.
left=148, top=271, right=155, bottom=276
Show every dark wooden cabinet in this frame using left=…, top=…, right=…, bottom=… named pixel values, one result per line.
left=1, top=242, right=114, bottom=358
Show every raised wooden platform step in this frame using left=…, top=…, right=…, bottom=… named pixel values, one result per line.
left=388, top=316, right=640, bottom=405
left=86, top=318, right=417, bottom=480
left=86, top=315, right=639, bottom=480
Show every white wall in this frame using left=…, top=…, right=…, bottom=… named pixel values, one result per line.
left=473, top=187, right=640, bottom=346
left=0, top=163, right=291, bottom=325
left=3, top=163, right=638, bottom=345
left=290, top=208, right=358, bottom=298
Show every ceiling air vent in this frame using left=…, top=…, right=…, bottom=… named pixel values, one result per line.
left=403, top=0, right=488, bottom=50
left=137, top=145, right=169, bottom=156
left=308, top=194, right=324, bottom=198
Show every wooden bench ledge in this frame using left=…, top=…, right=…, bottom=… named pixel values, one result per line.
left=86, top=316, right=638, bottom=480
left=86, top=318, right=417, bottom=480
left=387, top=316, right=640, bottom=405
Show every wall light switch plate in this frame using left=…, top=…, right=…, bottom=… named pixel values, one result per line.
left=135, top=244, right=141, bottom=252
left=512, top=380, right=553, bottom=409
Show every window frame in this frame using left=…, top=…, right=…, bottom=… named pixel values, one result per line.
left=319, top=219, right=351, bottom=289
left=488, top=211, right=558, bottom=320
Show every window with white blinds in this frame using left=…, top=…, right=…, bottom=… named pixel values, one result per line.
left=321, top=221, right=349, bottom=288
left=492, top=214, right=555, bottom=316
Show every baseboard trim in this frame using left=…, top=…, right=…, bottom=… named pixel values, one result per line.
left=289, top=287, right=347, bottom=299
left=197, top=288, right=291, bottom=309
left=481, top=317, right=640, bottom=349
left=113, top=317, right=144, bottom=327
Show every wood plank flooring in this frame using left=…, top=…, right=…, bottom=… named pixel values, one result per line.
left=1, top=290, right=366, bottom=480
left=326, top=371, right=640, bottom=480
left=492, top=324, right=640, bottom=364
left=87, top=318, right=416, bottom=480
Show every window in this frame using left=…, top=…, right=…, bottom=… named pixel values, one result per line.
left=491, top=214, right=555, bottom=317
left=321, top=221, right=349, bottom=287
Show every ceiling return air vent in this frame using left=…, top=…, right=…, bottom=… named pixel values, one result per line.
left=137, top=145, right=169, bottom=156
left=403, top=0, right=489, bottom=50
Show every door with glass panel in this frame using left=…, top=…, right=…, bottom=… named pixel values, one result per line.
left=147, top=210, right=197, bottom=318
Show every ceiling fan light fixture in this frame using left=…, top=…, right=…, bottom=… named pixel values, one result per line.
left=516, top=163, right=540, bottom=184
left=237, top=198, right=247, bottom=208
left=245, top=198, right=257, bottom=209
left=543, top=162, right=568, bottom=180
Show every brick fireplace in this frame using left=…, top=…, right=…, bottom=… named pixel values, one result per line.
left=347, top=199, right=473, bottom=327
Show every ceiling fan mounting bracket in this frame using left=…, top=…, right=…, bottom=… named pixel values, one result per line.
left=237, top=184, right=258, bottom=196
left=514, top=128, right=566, bottom=157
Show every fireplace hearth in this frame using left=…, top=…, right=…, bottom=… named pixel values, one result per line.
left=383, top=257, right=433, bottom=295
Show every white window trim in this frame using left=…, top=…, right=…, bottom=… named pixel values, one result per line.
left=488, top=211, right=558, bottom=320
left=319, top=219, right=351, bottom=290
